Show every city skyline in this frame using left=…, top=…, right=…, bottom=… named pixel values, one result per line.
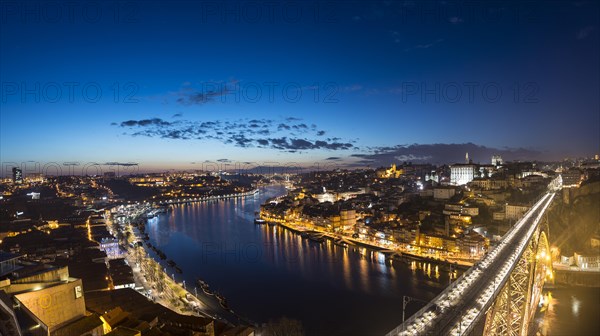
left=1, top=0, right=598, bottom=170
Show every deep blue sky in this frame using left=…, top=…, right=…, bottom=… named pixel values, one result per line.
left=1, top=0, right=598, bottom=172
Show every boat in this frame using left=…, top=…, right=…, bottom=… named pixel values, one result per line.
left=175, top=266, right=182, bottom=274
left=215, top=293, right=229, bottom=309
left=333, top=239, right=348, bottom=248
left=167, top=260, right=176, bottom=267
left=254, top=218, right=267, bottom=224
left=267, top=221, right=276, bottom=226
left=300, top=232, right=310, bottom=239
left=308, top=235, right=325, bottom=243
left=197, top=280, right=214, bottom=295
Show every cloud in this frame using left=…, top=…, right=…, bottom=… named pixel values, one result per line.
left=348, top=143, right=541, bottom=167
left=577, top=26, right=596, bottom=40
left=340, top=84, right=363, bottom=92
left=104, top=162, right=138, bottom=166
left=262, top=138, right=354, bottom=151
left=325, top=157, right=341, bottom=160
left=120, top=118, right=172, bottom=127
left=404, top=39, right=444, bottom=52
left=174, top=80, right=240, bottom=106
left=177, top=87, right=229, bottom=105
left=114, top=116, right=355, bottom=152
left=449, top=17, right=463, bottom=24
left=172, top=113, right=183, bottom=118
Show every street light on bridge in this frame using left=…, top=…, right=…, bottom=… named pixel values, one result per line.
left=402, top=295, right=429, bottom=332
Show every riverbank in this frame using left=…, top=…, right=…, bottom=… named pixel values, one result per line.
left=137, top=184, right=454, bottom=336
left=109, top=203, right=244, bottom=327
left=157, top=189, right=259, bottom=205
left=273, top=217, right=473, bottom=269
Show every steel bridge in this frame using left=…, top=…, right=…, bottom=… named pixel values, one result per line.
left=386, top=187, right=558, bottom=336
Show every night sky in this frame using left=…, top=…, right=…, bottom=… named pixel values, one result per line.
left=1, top=0, right=598, bottom=172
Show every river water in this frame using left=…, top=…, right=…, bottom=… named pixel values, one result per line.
left=144, top=185, right=459, bottom=335
left=533, top=287, right=600, bottom=335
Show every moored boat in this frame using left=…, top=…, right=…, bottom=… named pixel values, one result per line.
left=308, top=235, right=325, bottom=243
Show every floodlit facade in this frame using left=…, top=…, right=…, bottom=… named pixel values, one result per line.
left=450, top=164, right=477, bottom=186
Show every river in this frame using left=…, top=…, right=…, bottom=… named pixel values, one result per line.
left=144, top=185, right=458, bottom=335
left=533, top=287, right=600, bottom=335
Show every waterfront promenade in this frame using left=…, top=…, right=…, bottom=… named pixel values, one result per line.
left=263, top=213, right=475, bottom=268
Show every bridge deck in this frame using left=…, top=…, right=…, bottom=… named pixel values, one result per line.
left=387, top=192, right=555, bottom=336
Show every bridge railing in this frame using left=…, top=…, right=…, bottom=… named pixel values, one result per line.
left=443, top=192, right=555, bottom=335
left=387, top=191, right=555, bottom=336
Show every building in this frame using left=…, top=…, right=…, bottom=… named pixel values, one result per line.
left=340, top=210, right=356, bottom=230
left=491, top=155, right=503, bottom=166
left=0, top=252, right=21, bottom=277
left=108, top=259, right=135, bottom=290
left=376, top=164, right=403, bottom=179
left=505, top=204, right=530, bottom=220
left=434, top=187, right=456, bottom=200
left=457, top=231, right=489, bottom=259
left=468, top=178, right=508, bottom=190
left=424, top=172, right=439, bottom=183
left=0, top=291, right=22, bottom=336
left=0, top=265, right=92, bottom=336
left=12, top=167, right=23, bottom=184
left=450, top=164, right=477, bottom=186
left=561, top=169, right=583, bottom=188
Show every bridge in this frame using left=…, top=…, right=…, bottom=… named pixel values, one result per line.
left=386, top=184, right=559, bottom=336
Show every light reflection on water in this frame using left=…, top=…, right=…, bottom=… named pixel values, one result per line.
left=534, top=288, right=600, bottom=335
left=145, top=185, right=459, bottom=336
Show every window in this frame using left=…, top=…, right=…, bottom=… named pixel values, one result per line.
left=75, top=285, right=82, bottom=299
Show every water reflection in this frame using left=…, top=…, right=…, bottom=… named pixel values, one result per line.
left=533, top=288, right=600, bottom=335
left=146, top=185, right=458, bottom=336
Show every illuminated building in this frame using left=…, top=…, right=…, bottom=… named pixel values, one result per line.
left=450, top=164, right=477, bottom=185
left=561, top=168, right=583, bottom=187
left=491, top=155, right=503, bottom=166
left=0, top=265, right=101, bottom=335
left=376, top=164, right=404, bottom=179
left=12, top=167, right=22, bottom=184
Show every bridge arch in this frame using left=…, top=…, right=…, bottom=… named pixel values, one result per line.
left=483, top=221, right=552, bottom=336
